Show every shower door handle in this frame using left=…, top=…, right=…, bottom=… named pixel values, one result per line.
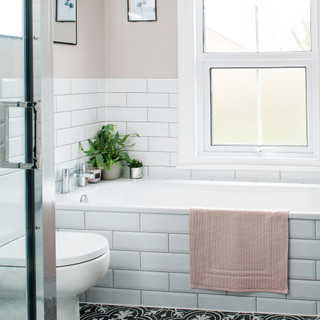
left=0, top=101, right=40, bottom=170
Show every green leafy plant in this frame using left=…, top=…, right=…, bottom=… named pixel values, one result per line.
left=79, top=124, right=139, bottom=170
left=128, top=159, right=143, bottom=168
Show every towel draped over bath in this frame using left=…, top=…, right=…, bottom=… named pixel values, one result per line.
left=189, top=208, right=289, bottom=294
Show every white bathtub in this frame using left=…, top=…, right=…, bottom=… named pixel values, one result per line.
left=55, top=178, right=320, bottom=218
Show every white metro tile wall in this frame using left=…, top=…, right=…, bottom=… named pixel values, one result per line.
left=52, top=77, right=320, bottom=185
left=54, top=78, right=108, bottom=192
left=59, top=208, right=320, bottom=315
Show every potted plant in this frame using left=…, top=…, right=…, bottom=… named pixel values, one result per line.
left=79, top=124, right=138, bottom=180
left=128, top=159, right=143, bottom=179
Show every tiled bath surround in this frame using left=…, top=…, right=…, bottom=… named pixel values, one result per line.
left=57, top=209, right=320, bottom=315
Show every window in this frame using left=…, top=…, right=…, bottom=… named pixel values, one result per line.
left=178, top=0, right=320, bottom=170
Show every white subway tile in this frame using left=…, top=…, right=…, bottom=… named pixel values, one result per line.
left=0, top=78, right=24, bottom=98
left=72, top=141, right=88, bottom=160
left=170, top=153, right=179, bottom=166
left=148, top=79, right=178, bottom=93
left=289, top=220, right=315, bottom=239
left=84, top=93, right=106, bottom=109
left=9, top=107, right=23, bottom=118
left=128, top=151, right=170, bottom=166
left=141, top=214, right=189, bottom=233
left=289, top=239, right=320, bottom=259
left=191, top=169, right=235, bottom=180
left=107, top=122, right=127, bottom=136
left=97, top=108, right=107, bottom=122
left=142, top=291, right=197, bottom=308
left=126, top=136, right=148, bottom=152
left=96, top=269, right=113, bottom=288
left=236, top=170, right=280, bottom=181
left=281, top=171, right=320, bottom=183
left=170, top=273, right=225, bottom=294
left=71, top=78, right=97, bottom=94
left=229, top=291, right=285, bottom=299
left=169, top=234, right=189, bottom=253
left=54, top=112, right=72, bottom=130
left=169, top=123, right=178, bottom=137
left=127, top=122, right=169, bottom=137
left=316, top=221, right=320, bottom=239
left=287, top=279, right=320, bottom=300
left=9, top=117, right=24, bottom=137
left=56, top=94, right=85, bottom=112
left=289, top=259, right=315, bottom=280
left=85, top=211, right=140, bottom=231
left=107, top=78, right=147, bottom=93
left=149, top=137, right=178, bottom=152
left=148, top=108, right=178, bottom=123
left=55, top=145, right=72, bottom=164
left=110, top=250, right=140, bottom=270
left=127, top=93, right=168, bottom=108
left=114, top=232, right=168, bottom=252
left=97, top=78, right=107, bottom=93
left=114, top=270, right=169, bottom=291
left=8, top=137, right=24, bottom=158
left=54, top=78, right=70, bottom=95
left=149, top=167, right=191, bottom=179
left=55, top=210, right=85, bottom=229
left=198, top=294, right=256, bottom=312
left=87, top=287, right=140, bottom=305
left=72, top=109, right=97, bottom=127
left=56, top=126, right=85, bottom=147
left=86, top=123, right=104, bottom=140
left=169, top=94, right=178, bottom=108
left=257, top=298, right=316, bottom=315
left=141, top=252, right=190, bottom=272
left=108, top=107, right=147, bottom=122
left=106, top=93, right=127, bottom=107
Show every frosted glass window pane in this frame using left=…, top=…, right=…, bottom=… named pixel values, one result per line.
left=260, top=68, right=307, bottom=146
left=0, top=0, right=23, bottom=37
left=204, top=0, right=311, bottom=53
left=210, top=68, right=307, bottom=147
left=211, top=69, right=258, bottom=145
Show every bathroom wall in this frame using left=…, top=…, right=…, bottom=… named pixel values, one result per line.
left=53, top=0, right=106, bottom=78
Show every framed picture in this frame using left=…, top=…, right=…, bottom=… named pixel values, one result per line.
left=56, top=0, right=76, bottom=22
left=127, top=0, right=157, bottom=22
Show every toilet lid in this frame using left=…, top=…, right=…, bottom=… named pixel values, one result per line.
left=56, top=231, right=109, bottom=267
left=0, top=232, right=109, bottom=267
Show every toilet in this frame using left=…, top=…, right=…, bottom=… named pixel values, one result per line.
left=0, top=231, right=110, bottom=320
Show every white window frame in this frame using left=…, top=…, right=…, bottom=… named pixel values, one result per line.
left=178, top=0, right=320, bottom=171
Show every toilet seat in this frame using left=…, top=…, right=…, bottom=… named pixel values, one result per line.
left=0, top=232, right=109, bottom=267
left=56, top=232, right=109, bottom=267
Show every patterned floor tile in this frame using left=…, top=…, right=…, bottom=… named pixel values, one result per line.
left=79, top=304, right=319, bottom=320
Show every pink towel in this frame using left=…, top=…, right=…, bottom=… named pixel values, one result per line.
left=189, top=208, right=289, bottom=293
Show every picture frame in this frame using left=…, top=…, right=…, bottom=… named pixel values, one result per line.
left=127, top=0, right=157, bottom=22
left=56, top=0, right=76, bottom=22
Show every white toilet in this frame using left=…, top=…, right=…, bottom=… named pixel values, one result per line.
left=0, top=231, right=110, bottom=320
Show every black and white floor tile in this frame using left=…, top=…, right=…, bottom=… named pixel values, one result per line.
left=79, top=304, right=319, bottom=320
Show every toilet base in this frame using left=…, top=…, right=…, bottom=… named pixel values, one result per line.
left=57, top=292, right=80, bottom=320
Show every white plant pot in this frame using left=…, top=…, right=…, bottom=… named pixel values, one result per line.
left=101, top=162, right=122, bottom=180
